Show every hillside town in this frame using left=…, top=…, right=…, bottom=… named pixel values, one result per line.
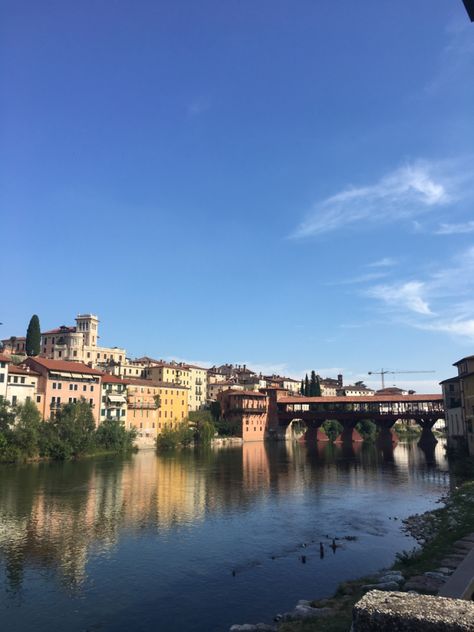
left=0, top=312, right=472, bottom=456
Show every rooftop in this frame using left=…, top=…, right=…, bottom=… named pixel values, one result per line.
left=25, top=357, right=103, bottom=375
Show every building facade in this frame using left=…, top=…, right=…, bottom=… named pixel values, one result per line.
left=218, top=389, right=268, bottom=441
left=39, top=314, right=126, bottom=369
left=0, top=353, right=8, bottom=400
left=6, top=365, right=40, bottom=408
left=24, top=357, right=103, bottom=424
left=126, top=379, right=189, bottom=438
left=100, top=374, right=128, bottom=423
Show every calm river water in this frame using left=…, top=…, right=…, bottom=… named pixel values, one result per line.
left=0, top=440, right=449, bottom=632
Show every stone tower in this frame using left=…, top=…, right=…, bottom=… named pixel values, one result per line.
left=75, top=314, right=99, bottom=348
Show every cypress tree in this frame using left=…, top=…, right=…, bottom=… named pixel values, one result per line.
left=26, top=314, right=41, bottom=356
left=304, top=374, right=309, bottom=397
left=315, top=376, right=322, bottom=397
left=309, top=370, right=317, bottom=396
left=300, top=379, right=304, bottom=395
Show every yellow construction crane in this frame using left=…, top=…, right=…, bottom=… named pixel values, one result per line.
left=367, top=369, right=435, bottom=390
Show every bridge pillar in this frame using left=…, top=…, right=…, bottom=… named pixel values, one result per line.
left=377, top=427, right=399, bottom=446
left=334, top=426, right=363, bottom=443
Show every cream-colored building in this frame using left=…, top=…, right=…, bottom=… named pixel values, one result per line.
left=143, top=362, right=191, bottom=390
left=208, top=381, right=244, bottom=401
left=6, top=364, right=40, bottom=408
left=0, top=353, right=8, bottom=399
left=40, top=314, right=126, bottom=369
left=336, top=385, right=375, bottom=397
left=184, top=364, right=208, bottom=411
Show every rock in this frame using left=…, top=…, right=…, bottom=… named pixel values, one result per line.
left=293, top=605, right=333, bottom=619
left=353, top=590, right=474, bottom=631
left=378, top=573, right=404, bottom=584
left=362, top=581, right=400, bottom=592
left=424, top=571, right=447, bottom=581
left=404, top=574, right=446, bottom=594
left=440, top=556, right=465, bottom=569
left=437, top=567, right=454, bottom=575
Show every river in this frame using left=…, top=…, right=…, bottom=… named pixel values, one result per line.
left=0, top=439, right=449, bottom=631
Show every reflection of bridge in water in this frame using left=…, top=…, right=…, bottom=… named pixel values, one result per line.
left=273, top=393, right=445, bottom=444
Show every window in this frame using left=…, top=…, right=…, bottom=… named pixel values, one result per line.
left=101, top=409, right=106, bottom=416
left=90, top=385, right=94, bottom=391
left=89, top=398, right=93, bottom=406
left=83, top=385, right=87, bottom=391
left=12, top=395, right=17, bottom=405
left=69, top=384, right=74, bottom=390
left=58, top=383, right=62, bottom=390
left=58, top=351, right=62, bottom=357
left=74, top=384, right=78, bottom=391
left=21, top=377, right=25, bottom=384
left=36, top=395, right=41, bottom=403
left=53, top=382, right=57, bottom=389
left=69, top=397, right=72, bottom=403
left=13, top=376, right=18, bottom=383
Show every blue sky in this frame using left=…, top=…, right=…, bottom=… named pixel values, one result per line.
left=1, top=1, right=474, bottom=391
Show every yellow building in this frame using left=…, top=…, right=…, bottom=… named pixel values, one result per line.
left=127, top=378, right=189, bottom=438
left=143, top=362, right=190, bottom=389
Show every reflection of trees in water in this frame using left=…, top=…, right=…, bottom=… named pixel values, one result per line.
left=0, top=439, right=449, bottom=593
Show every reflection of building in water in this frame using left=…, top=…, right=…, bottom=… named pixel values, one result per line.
left=120, top=451, right=206, bottom=529
left=242, top=442, right=270, bottom=491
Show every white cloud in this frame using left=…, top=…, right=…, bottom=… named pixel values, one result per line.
left=436, top=221, right=474, bottom=235
left=366, top=281, right=433, bottom=315
left=367, top=257, right=398, bottom=268
left=364, top=246, right=474, bottom=341
left=291, top=162, right=449, bottom=238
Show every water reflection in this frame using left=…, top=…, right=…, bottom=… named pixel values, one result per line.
left=0, top=440, right=449, bottom=598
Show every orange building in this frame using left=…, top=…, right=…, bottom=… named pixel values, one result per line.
left=218, top=389, right=268, bottom=440
left=24, top=357, right=103, bottom=424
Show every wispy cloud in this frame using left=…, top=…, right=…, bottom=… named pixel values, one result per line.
left=436, top=220, right=474, bottom=235
left=365, top=246, right=474, bottom=340
left=367, top=257, right=398, bottom=268
left=366, top=281, right=433, bottom=316
left=291, top=161, right=450, bottom=238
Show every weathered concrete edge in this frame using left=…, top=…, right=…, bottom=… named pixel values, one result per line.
left=352, top=590, right=474, bottom=631
left=439, top=547, right=474, bottom=600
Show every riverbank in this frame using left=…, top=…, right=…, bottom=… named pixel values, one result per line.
left=229, top=469, right=474, bottom=632
left=275, top=479, right=474, bottom=632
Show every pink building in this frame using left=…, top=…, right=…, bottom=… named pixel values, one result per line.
left=24, top=357, right=103, bottom=424
left=218, top=389, right=268, bottom=440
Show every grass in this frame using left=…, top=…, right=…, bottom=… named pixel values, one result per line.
left=278, top=475, right=474, bottom=632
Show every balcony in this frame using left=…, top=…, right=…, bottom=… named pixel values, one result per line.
left=127, top=401, right=157, bottom=410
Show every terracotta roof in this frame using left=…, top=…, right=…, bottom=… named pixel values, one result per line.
left=24, top=357, right=103, bottom=375
left=101, top=373, right=129, bottom=385
left=222, top=389, right=267, bottom=398
left=41, top=326, right=76, bottom=335
left=280, top=394, right=443, bottom=404
left=8, top=365, right=40, bottom=377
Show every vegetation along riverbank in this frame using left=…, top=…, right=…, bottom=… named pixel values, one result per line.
left=231, top=457, right=474, bottom=632
left=0, top=398, right=136, bottom=463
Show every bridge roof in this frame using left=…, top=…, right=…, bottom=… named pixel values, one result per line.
left=280, top=394, right=443, bottom=404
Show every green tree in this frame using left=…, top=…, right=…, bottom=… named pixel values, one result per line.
left=12, top=399, right=42, bottom=457
left=49, top=400, right=96, bottom=458
left=356, top=419, right=377, bottom=441
left=209, top=400, right=221, bottom=422
left=322, top=420, right=343, bottom=441
left=309, top=371, right=318, bottom=396
left=315, top=376, right=321, bottom=397
left=300, top=379, right=304, bottom=395
left=96, top=418, right=136, bottom=452
left=26, top=315, right=41, bottom=356
left=304, top=374, right=310, bottom=396
left=195, top=420, right=215, bottom=444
